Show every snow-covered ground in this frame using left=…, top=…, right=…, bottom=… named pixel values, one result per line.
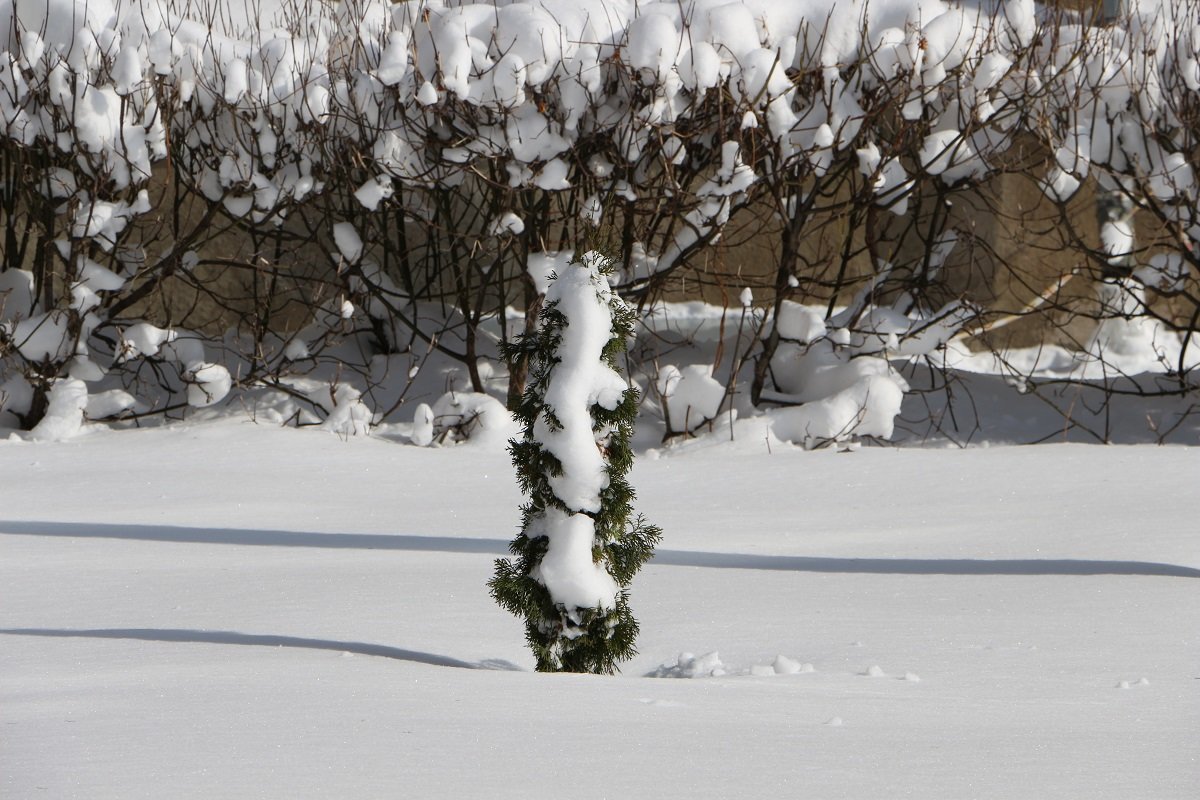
left=2, top=419, right=1197, bottom=798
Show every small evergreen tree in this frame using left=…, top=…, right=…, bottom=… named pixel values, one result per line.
left=490, top=252, right=661, bottom=674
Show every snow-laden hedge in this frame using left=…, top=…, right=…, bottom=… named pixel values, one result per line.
left=0, top=0, right=1197, bottom=443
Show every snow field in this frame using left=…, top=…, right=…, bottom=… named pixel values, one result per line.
left=2, top=420, right=1198, bottom=797
left=1, top=0, right=1198, bottom=792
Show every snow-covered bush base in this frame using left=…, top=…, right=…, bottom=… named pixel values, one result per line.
left=429, top=391, right=518, bottom=447
left=657, top=364, right=729, bottom=435
left=319, top=384, right=374, bottom=437
left=28, top=378, right=87, bottom=442
left=635, top=298, right=1199, bottom=448
left=755, top=289, right=976, bottom=447
left=1073, top=281, right=1198, bottom=379
left=769, top=374, right=905, bottom=448
left=3, top=285, right=1196, bottom=447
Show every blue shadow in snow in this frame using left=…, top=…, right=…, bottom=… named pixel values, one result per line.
left=0, top=520, right=506, bottom=554
left=3, top=520, right=1198, bottom=579
left=0, top=627, right=520, bottom=670
left=653, top=551, right=1200, bottom=578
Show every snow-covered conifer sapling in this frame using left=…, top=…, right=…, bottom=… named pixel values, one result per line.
left=490, top=252, right=661, bottom=674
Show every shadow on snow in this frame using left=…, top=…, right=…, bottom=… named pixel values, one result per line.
left=0, top=627, right=520, bottom=670
left=3, top=520, right=1199, bottom=578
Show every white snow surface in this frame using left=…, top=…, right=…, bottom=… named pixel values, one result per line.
left=1, top=420, right=1198, bottom=798
left=2, top=0, right=1200, bottom=792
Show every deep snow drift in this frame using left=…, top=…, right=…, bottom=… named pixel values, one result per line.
left=1, top=419, right=1197, bottom=798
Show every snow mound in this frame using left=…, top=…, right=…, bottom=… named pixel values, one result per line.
left=184, top=363, right=233, bottom=409
left=28, top=378, right=88, bottom=442
left=770, top=374, right=905, bottom=447
left=410, top=402, right=434, bottom=446
left=319, top=384, right=373, bottom=437
left=658, top=364, right=727, bottom=433
left=430, top=391, right=517, bottom=447
left=649, top=651, right=726, bottom=679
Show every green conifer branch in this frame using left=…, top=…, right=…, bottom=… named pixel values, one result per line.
left=488, top=252, right=661, bottom=674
